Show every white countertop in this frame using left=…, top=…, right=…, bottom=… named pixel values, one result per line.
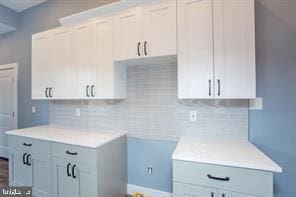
left=6, top=126, right=126, bottom=148
left=172, top=137, right=282, bottom=172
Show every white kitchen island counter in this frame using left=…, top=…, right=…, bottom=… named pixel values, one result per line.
left=6, top=125, right=126, bottom=148
left=173, top=137, right=282, bottom=172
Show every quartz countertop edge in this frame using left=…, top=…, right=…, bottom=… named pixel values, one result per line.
left=6, top=126, right=127, bottom=148
left=172, top=138, right=282, bottom=173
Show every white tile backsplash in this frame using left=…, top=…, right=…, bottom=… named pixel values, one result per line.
left=49, top=63, right=249, bottom=141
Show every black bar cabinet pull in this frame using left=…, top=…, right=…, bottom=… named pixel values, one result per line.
left=45, top=87, right=49, bottom=98
left=144, top=41, right=148, bottom=56
left=86, top=85, right=90, bottom=97
left=67, top=163, right=71, bottom=177
left=211, top=192, right=214, bottom=197
left=217, top=79, right=221, bottom=96
left=49, top=87, right=53, bottom=98
left=207, top=174, right=230, bottom=181
left=72, top=164, right=77, bottom=179
left=137, top=42, right=141, bottom=56
left=66, top=151, right=78, bottom=155
left=23, top=153, right=27, bottom=165
left=208, top=80, right=212, bottom=96
left=91, top=85, right=95, bottom=97
left=26, top=154, right=31, bottom=166
left=23, top=143, right=32, bottom=147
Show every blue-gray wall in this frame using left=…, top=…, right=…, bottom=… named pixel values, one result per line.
left=0, top=0, right=295, bottom=195
left=250, top=1, right=296, bottom=197
left=0, top=4, right=19, bottom=29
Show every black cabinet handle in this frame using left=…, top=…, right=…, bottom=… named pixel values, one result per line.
left=137, top=42, right=141, bottom=56
left=207, top=174, right=230, bottom=181
left=66, top=151, right=78, bottom=156
left=45, top=88, right=49, bottom=98
left=86, top=85, right=90, bottom=97
left=217, top=79, right=221, bottom=96
left=23, top=153, right=27, bottom=165
left=26, top=154, right=31, bottom=166
left=144, top=41, right=148, bottom=56
left=72, top=164, right=77, bottom=179
left=91, top=85, right=95, bottom=97
left=23, top=143, right=32, bottom=147
left=49, top=87, right=53, bottom=98
left=67, top=163, right=71, bottom=177
left=211, top=192, right=214, bottom=197
left=208, top=80, right=212, bottom=96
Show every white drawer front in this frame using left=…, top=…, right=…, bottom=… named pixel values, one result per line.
left=51, top=142, right=97, bottom=164
left=173, top=160, right=273, bottom=197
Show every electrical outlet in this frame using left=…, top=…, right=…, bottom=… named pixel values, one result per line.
left=76, top=108, right=81, bottom=116
left=148, top=167, right=153, bottom=174
left=32, top=106, right=36, bottom=113
left=190, top=111, right=197, bottom=122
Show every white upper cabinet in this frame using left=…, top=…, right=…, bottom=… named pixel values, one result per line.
left=72, top=22, right=96, bottom=99
left=32, top=31, right=51, bottom=100
left=178, top=0, right=256, bottom=99
left=178, top=0, right=214, bottom=99
left=213, top=0, right=256, bottom=99
left=93, top=16, right=126, bottom=99
left=51, top=27, right=73, bottom=99
left=114, top=7, right=142, bottom=61
left=114, top=1, right=177, bottom=61
left=142, top=1, right=177, bottom=58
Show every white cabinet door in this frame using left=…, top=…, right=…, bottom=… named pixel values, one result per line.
left=9, top=148, right=32, bottom=187
left=93, top=16, right=115, bottom=99
left=114, top=7, right=142, bottom=61
left=174, top=182, right=217, bottom=197
left=142, top=1, right=177, bottom=57
left=178, top=0, right=214, bottom=99
left=50, top=27, right=73, bottom=99
left=32, top=31, right=51, bottom=99
left=52, top=157, right=97, bottom=197
left=72, top=22, right=95, bottom=99
left=213, top=0, right=256, bottom=99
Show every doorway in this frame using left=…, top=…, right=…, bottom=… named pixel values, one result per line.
left=0, top=63, right=18, bottom=158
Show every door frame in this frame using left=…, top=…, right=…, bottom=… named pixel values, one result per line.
left=0, top=63, right=18, bottom=158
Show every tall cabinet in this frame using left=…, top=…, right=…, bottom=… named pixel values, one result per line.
left=178, top=0, right=256, bottom=99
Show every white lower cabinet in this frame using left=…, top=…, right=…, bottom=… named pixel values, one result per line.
left=173, top=160, right=273, bottom=197
left=9, top=136, right=51, bottom=197
left=52, top=157, right=97, bottom=197
left=8, top=134, right=127, bottom=197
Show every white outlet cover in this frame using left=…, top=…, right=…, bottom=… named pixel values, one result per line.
left=190, top=111, right=197, bottom=122
left=76, top=108, right=81, bottom=116
left=32, top=106, right=36, bottom=113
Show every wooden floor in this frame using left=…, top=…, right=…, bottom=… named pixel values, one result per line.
left=0, top=158, right=8, bottom=186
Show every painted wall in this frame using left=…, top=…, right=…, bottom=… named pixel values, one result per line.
left=0, top=4, right=19, bottom=30
left=250, top=1, right=296, bottom=197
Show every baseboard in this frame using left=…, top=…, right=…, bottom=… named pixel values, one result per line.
left=0, top=145, right=8, bottom=159
left=127, top=184, right=172, bottom=197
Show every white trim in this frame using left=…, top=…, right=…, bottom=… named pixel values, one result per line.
left=127, top=184, right=172, bottom=197
left=0, top=63, right=18, bottom=130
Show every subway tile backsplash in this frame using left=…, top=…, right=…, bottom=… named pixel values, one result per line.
left=49, top=63, right=249, bottom=141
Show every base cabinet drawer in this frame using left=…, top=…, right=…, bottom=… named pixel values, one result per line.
left=173, top=160, right=273, bottom=197
left=174, top=182, right=258, bottom=197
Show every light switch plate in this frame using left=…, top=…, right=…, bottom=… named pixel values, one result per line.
left=249, top=98, right=263, bottom=110
left=76, top=108, right=81, bottom=116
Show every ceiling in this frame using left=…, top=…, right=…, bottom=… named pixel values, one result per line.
left=0, top=0, right=47, bottom=12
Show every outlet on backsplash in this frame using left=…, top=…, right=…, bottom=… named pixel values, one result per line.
left=76, top=108, right=81, bottom=116
left=190, top=111, right=197, bottom=122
